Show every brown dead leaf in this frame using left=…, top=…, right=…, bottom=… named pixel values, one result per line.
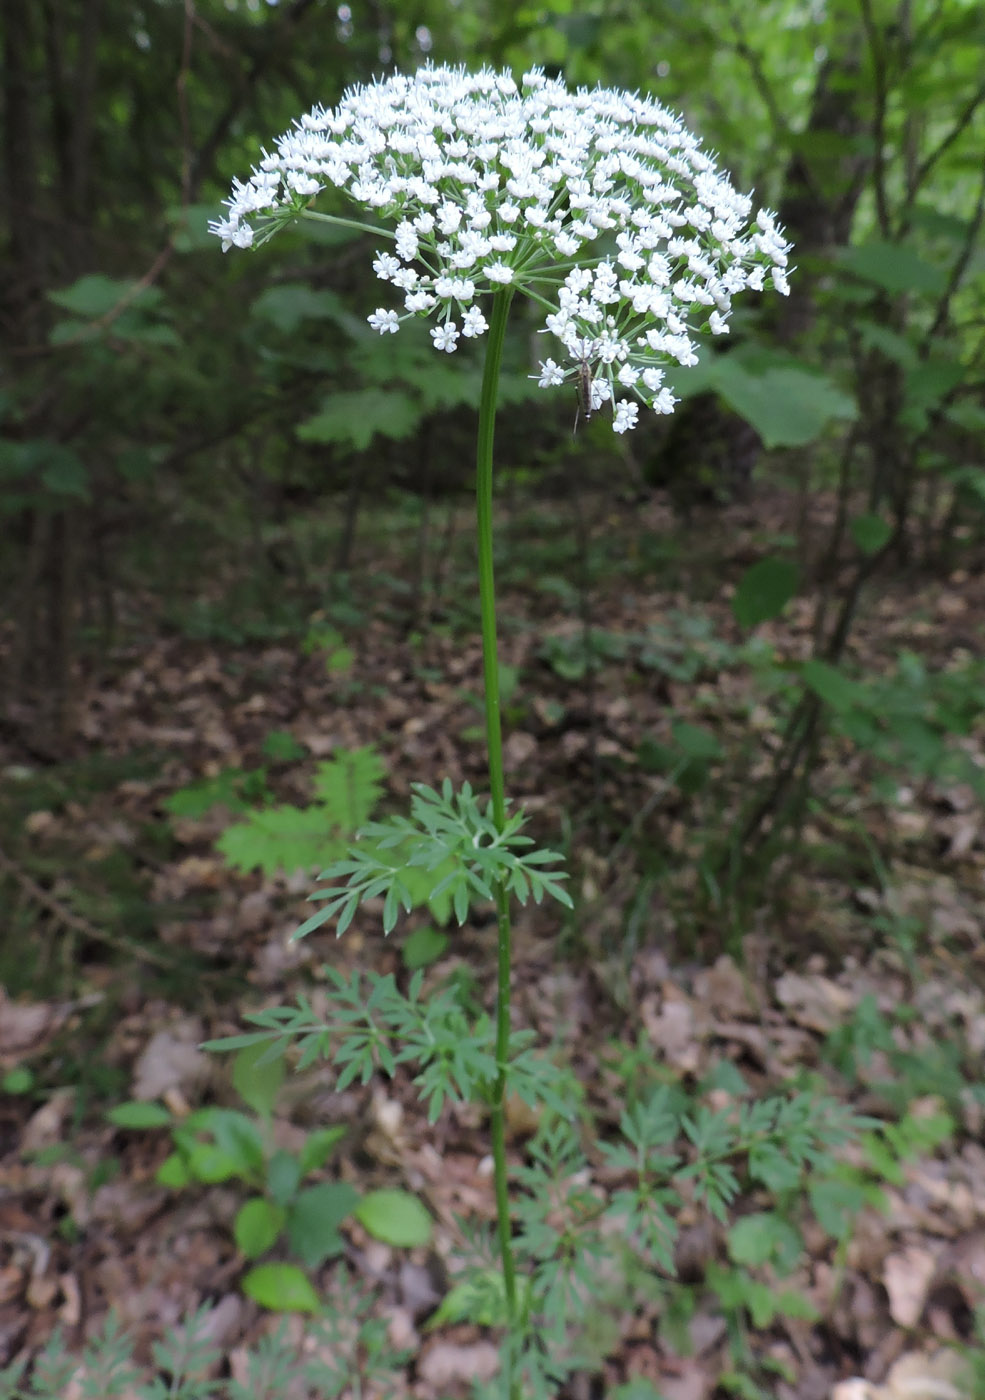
left=775, top=971, right=855, bottom=1032
left=883, top=1245, right=937, bottom=1327
left=417, top=1338, right=499, bottom=1388
left=21, top=1088, right=74, bottom=1153
left=694, top=955, right=753, bottom=1018
left=653, top=1357, right=715, bottom=1400
left=884, top=1348, right=969, bottom=1398
left=0, top=991, right=57, bottom=1058
left=132, top=1020, right=209, bottom=1101
left=642, top=994, right=701, bottom=1072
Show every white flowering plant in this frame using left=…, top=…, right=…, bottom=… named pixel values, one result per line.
left=212, top=64, right=790, bottom=434
left=212, top=63, right=792, bottom=1398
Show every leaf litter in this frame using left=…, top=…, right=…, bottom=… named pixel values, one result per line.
left=1, top=491, right=984, bottom=1397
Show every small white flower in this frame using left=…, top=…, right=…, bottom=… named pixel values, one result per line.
left=537, top=359, right=565, bottom=387
left=373, top=252, right=401, bottom=281
left=613, top=400, right=639, bottom=434
left=709, top=310, right=730, bottom=334
left=395, top=221, right=419, bottom=260
left=431, top=322, right=460, bottom=352
left=462, top=306, right=489, bottom=337
left=286, top=172, right=322, bottom=197
left=485, top=261, right=515, bottom=285
left=437, top=203, right=463, bottom=235
left=590, top=378, right=611, bottom=410
left=368, top=308, right=400, bottom=334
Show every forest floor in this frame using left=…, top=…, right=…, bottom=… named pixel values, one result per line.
left=2, top=486, right=985, bottom=1400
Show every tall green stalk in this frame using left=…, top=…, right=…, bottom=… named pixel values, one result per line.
left=475, top=287, right=520, bottom=1384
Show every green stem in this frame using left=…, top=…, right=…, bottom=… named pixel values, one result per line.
left=475, top=287, right=520, bottom=1384
left=298, top=207, right=395, bottom=239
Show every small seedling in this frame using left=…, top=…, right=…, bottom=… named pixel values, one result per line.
left=107, top=1043, right=430, bottom=1311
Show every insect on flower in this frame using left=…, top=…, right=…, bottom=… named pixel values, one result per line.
left=572, top=342, right=600, bottom=434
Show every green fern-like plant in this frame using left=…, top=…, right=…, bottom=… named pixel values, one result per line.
left=0, top=1297, right=410, bottom=1400
left=216, top=746, right=385, bottom=877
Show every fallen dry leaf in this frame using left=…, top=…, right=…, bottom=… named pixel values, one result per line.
left=417, top=1338, right=499, bottom=1388
left=883, top=1348, right=969, bottom=1399
left=775, top=971, right=855, bottom=1032
left=132, top=1020, right=209, bottom=1101
left=832, top=1350, right=969, bottom=1400
left=883, top=1246, right=936, bottom=1328
left=0, top=991, right=57, bottom=1059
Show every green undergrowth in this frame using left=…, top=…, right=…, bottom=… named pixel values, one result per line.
left=106, top=1042, right=431, bottom=1313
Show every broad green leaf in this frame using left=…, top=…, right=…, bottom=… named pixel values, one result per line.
left=168, top=202, right=224, bottom=252
left=296, top=390, right=421, bottom=451
left=297, top=1126, right=346, bottom=1177
left=106, top=1101, right=173, bottom=1130
left=801, top=659, right=859, bottom=713
left=855, top=321, right=918, bottom=369
left=839, top=240, right=947, bottom=295
left=671, top=721, right=721, bottom=760
left=402, top=925, right=449, bottom=971
left=232, top=1042, right=285, bottom=1120
left=286, top=1182, right=359, bottom=1268
left=47, top=274, right=159, bottom=318
left=241, top=1262, right=320, bottom=1314
left=234, top=1198, right=285, bottom=1258
left=262, top=730, right=306, bottom=762
left=266, top=1150, right=302, bottom=1207
left=732, top=557, right=799, bottom=628
left=250, top=283, right=348, bottom=334
left=903, top=354, right=965, bottom=420
left=849, top=513, right=892, bottom=555
left=182, top=1143, right=250, bottom=1184
left=692, top=356, right=855, bottom=448
left=156, top=1153, right=192, bottom=1189
left=177, top=1108, right=265, bottom=1181
left=354, top=1189, right=432, bottom=1247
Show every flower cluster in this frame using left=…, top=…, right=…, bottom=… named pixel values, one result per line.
left=211, top=64, right=791, bottom=432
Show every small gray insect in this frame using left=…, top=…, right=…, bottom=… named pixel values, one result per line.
left=572, top=346, right=598, bottom=434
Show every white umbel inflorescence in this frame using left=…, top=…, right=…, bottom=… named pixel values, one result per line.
left=211, top=64, right=792, bottom=432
